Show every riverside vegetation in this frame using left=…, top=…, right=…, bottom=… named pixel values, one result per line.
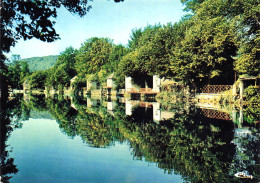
left=2, top=0, right=259, bottom=95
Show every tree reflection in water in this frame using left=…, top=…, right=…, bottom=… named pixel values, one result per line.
left=2, top=94, right=259, bottom=182
left=0, top=95, right=26, bottom=183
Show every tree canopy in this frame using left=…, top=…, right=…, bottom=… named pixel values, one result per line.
left=119, top=23, right=186, bottom=79
left=173, top=0, right=259, bottom=88
left=171, top=17, right=237, bottom=88
left=75, top=37, right=113, bottom=80
left=6, top=59, right=30, bottom=89
left=46, top=46, right=77, bottom=88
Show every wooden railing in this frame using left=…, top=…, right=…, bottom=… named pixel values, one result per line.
left=201, top=85, right=233, bottom=94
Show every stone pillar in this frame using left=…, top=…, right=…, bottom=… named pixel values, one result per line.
left=153, top=75, right=161, bottom=93
left=125, top=76, right=133, bottom=92
left=125, top=99, right=133, bottom=116
left=232, top=84, right=236, bottom=96
left=239, top=80, right=244, bottom=100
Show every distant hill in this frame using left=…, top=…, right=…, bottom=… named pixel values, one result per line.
left=21, top=55, right=58, bottom=71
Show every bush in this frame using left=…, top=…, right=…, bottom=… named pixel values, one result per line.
left=243, top=86, right=260, bottom=124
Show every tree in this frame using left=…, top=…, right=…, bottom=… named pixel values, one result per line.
left=119, top=22, right=192, bottom=84
left=180, top=0, right=260, bottom=77
left=10, top=54, right=21, bottom=62
left=128, top=28, right=143, bottom=50
left=56, top=47, right=77, bottom=76
left=75, top=37, right=113, bottom=80
left=28, top=70, right=47, bottom=90
left=43, top=47, right=77, bottom=89
left=171, top=17, right=237, bottom=89
left=54, top=46, right=78, bottom=84
left=45, top=64, right=71, bottom=89
left=235, top=35, right=260, bottom=76
left=180, top=0, right=205, bottom=13
left=7, top=60, right=30, bottom=89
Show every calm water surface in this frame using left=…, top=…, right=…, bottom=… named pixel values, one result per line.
left=1, top=94, right=259, bottom=183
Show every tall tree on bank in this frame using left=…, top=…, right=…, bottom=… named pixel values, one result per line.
left=180, top=0, right=260, bottom=78
left=75, top=37, right=113, bottom=81
left=172, top=0, right=259, bottom=89
left=119, top=21, right=192, bottom=87
left=171, top=18, right=237, bottom=89
left=27, top=70, right=47, bottom=90
left=7, top=60, right=30, bottom=89
left=46, top=46, right=77, bottom=88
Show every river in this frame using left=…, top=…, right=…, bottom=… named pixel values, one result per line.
left=1, top=94, right=259, bottom=183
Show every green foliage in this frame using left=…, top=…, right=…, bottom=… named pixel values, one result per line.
left=46, top=47, right=77, bottom=88
left=181, top=0, right=205, bottom=12
left=21, top=55, right=58, bottom=71
left=235, top=33, right=260, bottom=76
left=7, top=60, right=30, bottom=89
left=181, top=0, right=260, bottom=79
left=74, top=37, right=128, bottom=84
left=120, top=23, right=186, bottom=82
left=1, top=0, right=92, bottom=56
left=7, top=0, right=258, bottom=92
left=243, top=86, right=260, bottom=123
left=171, top=17, right=237, bottom=88
left=245, top=86, right=259, bottom=100
left=27, top=71, right=47, bottom=90
left=128, top=28, right=143, bottom=50
left=75, top=37, right=113, bottom=79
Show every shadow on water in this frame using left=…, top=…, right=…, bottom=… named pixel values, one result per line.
left=2, top=93, right=260, bottom=182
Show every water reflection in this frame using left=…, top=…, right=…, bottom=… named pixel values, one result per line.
left=0, top=96, right=23, bottom=182
left=1, top=94, right=259, bottom=182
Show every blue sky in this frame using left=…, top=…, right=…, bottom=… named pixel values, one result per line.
left=9, top=0, right=186, bottom=59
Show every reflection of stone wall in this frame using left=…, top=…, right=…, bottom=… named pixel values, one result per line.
left=152, top=102, right=175, bottom=122
left=153, top=102, right=161, bottom=122
left=161, top=111, right=175, bottom=120
left=125, top=99, right=133, bottom=116
left=107, top=101, right=116, bottom=111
